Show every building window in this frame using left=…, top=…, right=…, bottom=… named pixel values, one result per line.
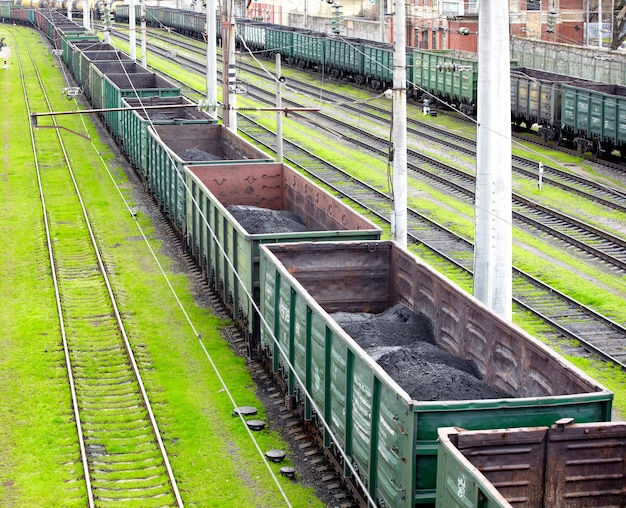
left=527, top=0, right=541, bottom=11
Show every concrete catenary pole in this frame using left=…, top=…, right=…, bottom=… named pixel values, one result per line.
left=391, top=0, right=407, bottom=249
left=598, top=0, right=603, bottom=48
left=82, top=0, right=89, bottom=30
left=473, top=0, right=513, bottom=320
left=103, top=1, right=111, bottom=44
left=380, top=0, right=385, bottom=42
left=276, top=54, right=283, bottom=162
left=206, top=0, right=218, bottom=120
left=141, top=0, right=147, bottom=68
left=129, top=0, right=136, bottom=61
left=222, top=0, right=237, bottom=130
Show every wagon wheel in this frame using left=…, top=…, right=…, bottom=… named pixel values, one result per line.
left=554, top=128, right=563, bottom=146
left=591, top=138, right=602, bottom=158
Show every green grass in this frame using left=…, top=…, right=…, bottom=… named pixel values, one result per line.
left=1, top=26, right=323, bottom=507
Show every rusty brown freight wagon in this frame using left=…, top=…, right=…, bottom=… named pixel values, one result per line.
left=185, top=162, right=382, bottom=352
left=436, top=419, right=626, bottom=507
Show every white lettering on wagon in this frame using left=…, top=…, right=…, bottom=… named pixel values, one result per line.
left=457, top=474, right=467, bottom=498
left=279, top=299, right=290, bottom=323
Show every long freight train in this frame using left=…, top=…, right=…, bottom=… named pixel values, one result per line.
left=120, top=4, right=626, bottom=159
left=4, top=8, right=619, bottom=508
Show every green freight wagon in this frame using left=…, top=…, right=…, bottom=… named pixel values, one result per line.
left=237, top=20, right=267, bottom=52
left=100, top=72, right=180, bottom=141
left=77, top=49, right=132, bottom=92
left=121, top=96, right=217, bottom=178
left=60, top=35, right=100, bottom=72
left=89, top=60, right=151, bottom=109
left=259, top=241, right=612, bottom=508
left=292, top=30, right=325, bottom=69
left=509, top=67, right=601, bottom=143
left=63, top=41, right=115, bottom=85
left=324, top=36, right=365, bottom=79
left=412, top=49, right=478, bottom=114
left=561, top=81, right=626, bottom=157
left=266, top=26, right=295, bottom=59
left=362, top=42, right=394, bottom=89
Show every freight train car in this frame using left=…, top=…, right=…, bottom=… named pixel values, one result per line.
left=121, top=95, right=218, bottom=178
left=110, top=6, right=626, bottom=157
left=144, top=123, right=273, bottom=233
left=12, top=11, right=618, bottom=508
left=436, top=419, right=626, bottom=507
left=562, top=81, right=626, bottom=158
left=258, top=241, right=612, bottom=507
left=511, top=67, right=626, bottom=157
left=186, top=163, right=381, bottom=349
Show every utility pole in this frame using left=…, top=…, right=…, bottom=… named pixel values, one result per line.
left=103, top=1, right=112, bottom=44
left=380, top=0, right=385, bottom=42
left=599, top=0, right=603, bottom=48
left=586, top=0, right=590, bottom=46
left=473, top=0, right=512, bottom=320
left=206, top=0, right=218, bottom=120
left=391, top=0, right=407, bottom=249
left=141, top=0, right=147, bottom=67
left=276, top=54, right=283, bottom=162
left=222, top=0, right=237, bottom=130
left=82, top=0, right=89, bottom=30
left=129, top=0, right=136, bottom=61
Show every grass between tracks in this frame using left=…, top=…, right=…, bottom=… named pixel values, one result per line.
left=0, top=27, right=323, bottom=507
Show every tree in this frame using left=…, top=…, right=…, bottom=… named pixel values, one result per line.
left=611, top=0, right=626, bottom=49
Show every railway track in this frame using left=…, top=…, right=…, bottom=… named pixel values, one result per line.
left=141, top=28, right=626, bottom=194
left=120, top=32, right=626, bottom=369
left=139, top=32, right=626, bottom=260
left=15, top=28, right=183, bottom=507
left=141, top=34, right=626, bottom=276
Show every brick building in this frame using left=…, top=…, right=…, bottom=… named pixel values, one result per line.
left=242, top=0, right=620, bottom=51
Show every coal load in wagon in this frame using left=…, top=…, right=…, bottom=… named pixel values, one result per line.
left=178, top=148, right=223, bottom=161
left=227, top=205, right=311, bottom=234
left=332, top=304, right=512, bottom=401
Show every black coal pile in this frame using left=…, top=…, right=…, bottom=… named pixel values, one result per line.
left=331, top=304, right=512, bottom=401
left=178, top=147, right=223, bottom=161
left=227, top=205, right=311, bottom=234
left=149, top=113, right=173, bottom=120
